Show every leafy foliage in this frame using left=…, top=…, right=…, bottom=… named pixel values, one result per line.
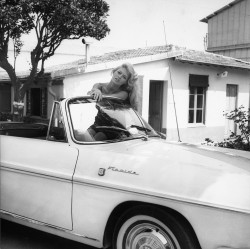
left=0, top=0, right=33, bottom=68
left=0, top=0, right=110, bottom=120
left=204, top=106, right=250, bottom=151
left=0, top=111, right=14, bottom=121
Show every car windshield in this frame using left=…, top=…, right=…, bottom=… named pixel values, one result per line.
left=68, top=97, right=158, bottom=143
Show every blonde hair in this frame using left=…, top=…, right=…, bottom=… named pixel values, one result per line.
left=112, top=63, right=139, bottom=110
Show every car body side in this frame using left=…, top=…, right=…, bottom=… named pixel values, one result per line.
left=1, top=97, right=250, bottom=249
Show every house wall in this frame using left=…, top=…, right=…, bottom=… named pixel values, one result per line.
left=62, top=59, right=250, bottom=144
left=166, top=60, right=250, bottom=143
left=62, top=59, right=170, bottom=116
left=206, top=0, right=250, bottom=61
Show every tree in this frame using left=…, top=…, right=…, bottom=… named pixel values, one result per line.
left=0, top=0, right=110, bottom=120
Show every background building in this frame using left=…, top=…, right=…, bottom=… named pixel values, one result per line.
left=1, top=45, right=250, bottom=143
left=201, top=0, right=250, bottom=62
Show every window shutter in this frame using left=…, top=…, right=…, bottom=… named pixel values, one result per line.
left=189, top=74, right=209, bottom=87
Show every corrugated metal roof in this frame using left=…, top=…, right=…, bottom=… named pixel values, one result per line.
left=200, top=0, right=244, bottom=23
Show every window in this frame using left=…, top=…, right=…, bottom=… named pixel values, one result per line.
left=188, top=74, right=208, bottom=124
left=189, top=87, right=206, bottom=123
left=0, top=83, right=11, bottom=112
left=26, top=87, right=47, bottom=118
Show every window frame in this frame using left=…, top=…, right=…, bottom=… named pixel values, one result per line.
left=188, top=86, right=207, bottom=125
left=47, top=101, right=67, bottom=142
left=66, top=97, right=158, bottom=144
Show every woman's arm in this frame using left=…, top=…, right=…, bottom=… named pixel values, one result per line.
left=108, top=91, right=128, bottom=100
left=88, top=83, right=128, bottom=101
left=91, top=83, right=107, bottom=90
left=87, top=83, right=107, bottom=101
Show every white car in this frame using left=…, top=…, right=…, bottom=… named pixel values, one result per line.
left=1, top=96, right=250, bottom=249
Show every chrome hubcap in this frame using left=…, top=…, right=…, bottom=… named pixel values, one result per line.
left=126, top=223, right=176, bottom=249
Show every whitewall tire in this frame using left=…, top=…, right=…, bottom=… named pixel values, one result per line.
left=113, top=206, right=200, bottom=249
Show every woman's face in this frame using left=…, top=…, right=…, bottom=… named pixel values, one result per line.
left=111, top=67, right=129, bottom=86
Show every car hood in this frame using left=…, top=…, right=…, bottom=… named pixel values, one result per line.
left=77, top=138, right=250, bottom=213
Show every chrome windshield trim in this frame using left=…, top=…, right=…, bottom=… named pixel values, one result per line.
left=65, top=96, right=153, bottom=145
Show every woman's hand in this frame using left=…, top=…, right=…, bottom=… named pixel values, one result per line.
left=88, top=89, right=103, bottom=101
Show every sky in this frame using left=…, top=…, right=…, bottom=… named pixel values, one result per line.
left=56, top=0, right=234, bottom=55
left=8, top=0, right=234, bottom=69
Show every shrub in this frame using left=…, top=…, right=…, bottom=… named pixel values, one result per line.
left=0, top=112, right=14, bottom=121
left=204, top=106, right=250, bottom=151
left=221, top=106, right=250, bottom=151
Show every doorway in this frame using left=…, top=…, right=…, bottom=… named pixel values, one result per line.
left=148, top=80, right=164, bottom=132
left=225, top=84, right=238, bottom=136
left=30, top=88, right=42, bottom=116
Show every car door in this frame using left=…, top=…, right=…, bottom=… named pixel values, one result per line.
left=0, top=102, right=78, bottom=230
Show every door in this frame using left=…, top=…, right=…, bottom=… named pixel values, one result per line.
left=148, top=80, right=164, bottom=132
left=0, top=103, right=78, bottom=230
left=0, top=83, right=11, bottom=112
left=225, top=84, right=238, bottom=136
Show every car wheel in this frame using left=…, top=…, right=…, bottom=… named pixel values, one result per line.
left=113, top=206, right=200, bottom=249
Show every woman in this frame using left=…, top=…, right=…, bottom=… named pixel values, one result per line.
left=88, top=62, right=139, bottom=110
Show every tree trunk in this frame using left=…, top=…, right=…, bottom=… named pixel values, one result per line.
left=0, top=56, right=26, bottom=122
left=12, top=80, right=26, bottom=122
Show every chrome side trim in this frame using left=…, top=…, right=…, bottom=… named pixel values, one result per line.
left=0, top=210, right=100, bottom=243
left=0, top=163, right=72, bottom=183
left=217, top=247, right=250, bottom=249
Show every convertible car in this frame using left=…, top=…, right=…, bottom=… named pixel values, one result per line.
left=0, top=96, right=250, bottom=249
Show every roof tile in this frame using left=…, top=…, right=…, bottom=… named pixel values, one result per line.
left=1, top=45, right=250, bottom=81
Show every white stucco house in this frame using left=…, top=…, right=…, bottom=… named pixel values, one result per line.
left=1, top=45, right=250, bottom=143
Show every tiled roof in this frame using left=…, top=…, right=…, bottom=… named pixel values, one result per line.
left=88, top=45, right=173, bottom=65
left=174, top=49, right=250, bottom=70
left=86, top=45, right=250, bottom=70
left=1, top=45, right=250, bottom=81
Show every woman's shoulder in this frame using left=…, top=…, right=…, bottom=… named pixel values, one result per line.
left=94, top=82, right=108, bottom=92
left=99, top=83, right=109, bottom=93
